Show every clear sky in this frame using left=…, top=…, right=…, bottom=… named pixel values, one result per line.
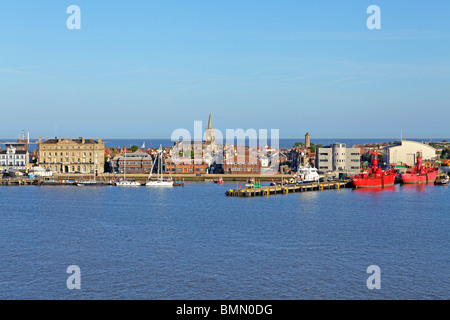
left=1, top=1, right=449, bottom=139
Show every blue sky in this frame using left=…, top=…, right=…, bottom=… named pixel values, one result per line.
left=0, top=1, right=449, bottom=139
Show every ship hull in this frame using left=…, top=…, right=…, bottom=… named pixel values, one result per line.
left=400, top=170, right=438, bottom=184
left=351, top=172, right=396, bottom=189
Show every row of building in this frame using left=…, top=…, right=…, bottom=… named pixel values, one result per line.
left=0, top=118, right=440, bottom=177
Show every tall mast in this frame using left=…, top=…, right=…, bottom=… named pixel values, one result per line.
left=160, top=145, right=163, bottom=181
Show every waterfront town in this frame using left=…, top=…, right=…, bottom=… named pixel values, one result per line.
left=0, top=114, right=449, bottom=189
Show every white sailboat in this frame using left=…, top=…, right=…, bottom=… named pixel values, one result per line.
left=146, top=146, right=173, bottom=187
left=116, top=148, right=141, bottom=187
left=77, top=164, right=103, bottom=186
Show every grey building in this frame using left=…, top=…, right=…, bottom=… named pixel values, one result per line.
left=316, top=143, right=361, bottom=175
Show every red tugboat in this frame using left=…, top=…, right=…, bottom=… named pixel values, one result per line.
left=351, top=153, right=397, bottom=188
left=400, top=153, right=438, bottom=184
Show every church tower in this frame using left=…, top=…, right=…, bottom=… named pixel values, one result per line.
left=205, top=113, right=215, bottom=152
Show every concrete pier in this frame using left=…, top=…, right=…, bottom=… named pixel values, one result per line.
left=0, top=178, right=40, bottom=186
left=225, top=181, right=348, bottom=197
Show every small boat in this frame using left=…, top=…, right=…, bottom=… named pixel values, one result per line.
left=294, top=165, right=320, bottom=184
left=116, top=147, right=141, bottom=186
left=146, top=145, right=174, bottom=187
left=245, top=181, right=261, bottom=188
left=115, top=179, right=141, bottom=187
left=77, top=180, right=104, bottom=187
left=435, top=175, right=449, bottom=185
left=77, top=167, right=103, bottom=186
left=214, top=177, right=224, bottom=184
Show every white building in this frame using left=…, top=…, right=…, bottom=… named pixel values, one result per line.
left=0, top=146, right=29, bottom=172
left=383, top=140, right=436, bottom=167
left=29, top=166, right=53, bottom=177
left=316, top=143, right=361, bottom=175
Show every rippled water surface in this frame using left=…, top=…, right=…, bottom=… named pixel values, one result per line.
left=0, top=183, right=448, bottom=299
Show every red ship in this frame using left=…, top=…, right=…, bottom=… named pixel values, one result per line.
left=400, top=153, right=438, bottom=184
left=351, top=153, right=397, bottom=188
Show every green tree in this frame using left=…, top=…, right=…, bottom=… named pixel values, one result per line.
left=281, top=160, right=292, bottom=167
left=293, top=142, right=304, bottom=148
left=129, top=145, right=139, bottom=152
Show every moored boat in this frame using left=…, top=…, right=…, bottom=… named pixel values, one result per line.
left=115, top=179, right=141, bottom=187
left=145, top=145, right=174, bottom=187
left=351, top=153, right=397, bottom=188
left=435, top=175, right=449, bottom=185
left=295, top=165, right=320, bottom=184
left=400, top=153, right=438, bottom=184
left=77, top=180, right=104, bottom=187
left=214, top=177, right=224, bottom=184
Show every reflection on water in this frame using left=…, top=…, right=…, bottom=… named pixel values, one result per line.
left=400, top=183, right=434, bottom=193
left=352, top=185, right=396, bottom=193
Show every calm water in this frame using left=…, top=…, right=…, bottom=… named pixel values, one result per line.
left=0, top=183, right=448, bottom=300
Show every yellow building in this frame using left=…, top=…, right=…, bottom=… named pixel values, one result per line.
left=36, top=137, right=105, bottom=174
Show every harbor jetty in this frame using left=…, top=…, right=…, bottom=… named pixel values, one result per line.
left=225, top=180, right=348, bottom=197
left=0, top=177, right=40, bottom=186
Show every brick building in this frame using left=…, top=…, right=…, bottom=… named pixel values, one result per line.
left=223, top=146, right=262, bottom=174
left=164, top=158, right=209, bottom=174
left=116, top=152, right=154, bottom=174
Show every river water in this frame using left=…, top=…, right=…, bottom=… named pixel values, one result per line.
left=0, top=182, right=448, bottom=299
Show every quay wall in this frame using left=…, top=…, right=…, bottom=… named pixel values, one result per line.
left=53, top=173, right=296, bottom=182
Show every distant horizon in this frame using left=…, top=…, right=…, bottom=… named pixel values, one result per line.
left=1, top=136, right=448, bottom=142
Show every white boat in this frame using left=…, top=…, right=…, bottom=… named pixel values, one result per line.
left=77, top=166, right=103, bottom=186
left=116, top=148, right=142, bottom=187
left=116, top=179, right=141, bottom=187
left=295, top=164, right=320, bottom=183
left=145, top=180, right=173, bottom=187
left=146, top=145, right=173, bottom=187
left=436, top=175, right=449, bottom=185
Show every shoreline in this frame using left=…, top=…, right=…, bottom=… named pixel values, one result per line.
left=52, top=173, right=296, bottom=182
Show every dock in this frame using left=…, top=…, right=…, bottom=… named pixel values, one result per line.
left=225, top=181, right=348, bottom=197
left=0, top=178, right=40, bottom=186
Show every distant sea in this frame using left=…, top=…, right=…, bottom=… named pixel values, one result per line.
left=102, top=138, right=444, bottom=150
left=0, top=138, right=447, bottom=151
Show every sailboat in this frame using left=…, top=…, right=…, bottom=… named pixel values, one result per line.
left=116, top=148, right=141, bottom=186
left=146, top=146, right=173, bottom=187
left=77, top=165, right=104, bottom=186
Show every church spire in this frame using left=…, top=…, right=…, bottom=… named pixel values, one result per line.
left=207, top=113, right=212, bottom=129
